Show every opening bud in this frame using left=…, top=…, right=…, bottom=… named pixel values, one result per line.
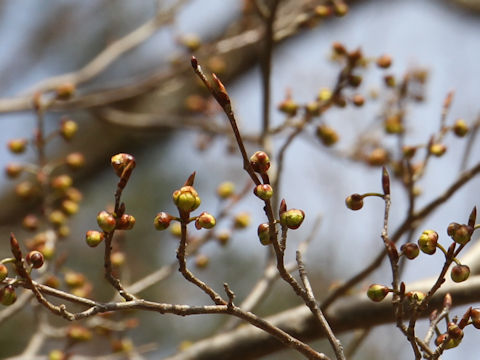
left=172, top=185, right=201, bottom=212
left=257, top=223, right=271, bottom=246
left=406, top=291, right=426, bottom=305
left=154, top=212, right=173, bottom=231
left=451, top=264, right=470, bottom=283
left=250, top=151, right=270, bottom=173
left=367, top=284, right=389, bottom=302
left=280, top=209, right=305, bottom=230
left=401, top=243, right=419, bottom=260
left=418, top=230, right=438, bottom=255
left=97, top=210, right=116, bottom=232
left=254, top=184, right=273, bottom=201
left=195, top=212, right=216, bottom=230
left=26, top=250, right=44, bottom=269
left=117, top=214, right=136, bottom=230
left=111, top=153, right=136, bottom=178
left=447, top=322, right=464, bottom=341
left=85, top=230, right=105, bottom=247
left=0, top=285, right=17, bottom=306
left=345, top=193, right=363, bottom=210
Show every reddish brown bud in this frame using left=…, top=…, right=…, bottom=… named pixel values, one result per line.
left=352, top=94, right=365, bottom=107
left=257, top=223, right=271, bottom=246
left=117, top=214, right=136, bottom=230
left=97, top=210, right=116, bottom=232
left=401, top=243, right=420, bottom=260
left=172, top=186, right=201, bottom=212
left=22, top=214, right=39, bottom=231
left=216, top=181, right=235, bottom=199
left=26, top=250, right=44, bottom=269
left=447, top=322, right=464, bottom=341
left=470, top=308, right=480, bottom=329
left=111, top=153, right=136, bottom=178
left=154, top=212, right=173, bottom=231
left=345, top=193, right=363, bottom=211
left=0, top=285, right=17, bottom=306
left=451, top=264, right=470, bottom=283
left=0, top=264, right=8, bottom=282
left=451, top=224, right=472, bottom=245
left=5, top=163, right=23, bottom=178
left=250, top=151, right=270, bottom=173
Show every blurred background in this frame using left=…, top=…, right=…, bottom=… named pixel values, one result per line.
left=1, top=0, right=480, bottom=359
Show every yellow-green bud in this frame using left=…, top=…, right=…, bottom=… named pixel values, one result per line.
left=97, top=210, right=116, bottom=232
left=234, top=212, right=251, bottom=229
left=172, top=185, right=201, bottom=212
left=66, top=152, right=85, bottom=169
left=7, top=138, right=27, bottom=154
left=195, top=212, right=216, bottom=229
left=418, top=230, right=438, bottom=255
left=280, top=209, right=305, bottom=230
left=376, top=54, right=392, bottom=68
left=316, top=124, right=339, bottom=146
left=60, top=118, right=78, bottom=140
left=51, top=174, right=73, bottom=191
left=0, top=285, right=17, bottom=306
left=154, top=212, right=173, bottom=231
left=5, top=163, right=23, bottom=178
left=257, top=223, right=271, bottom=245
left=216, top=181, right=235, bottom=199
left=367, top=284, right=389, bottom=302
left=254, top=184, right=273, bottom=201
left=451, top=264, right=470, bottom=283
left=453, top=119, right=469, bottom=137
left=85, top=230, right=104, bottom=247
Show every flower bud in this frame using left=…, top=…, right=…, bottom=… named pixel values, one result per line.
left=418, top=230, right=438, bottom=255
left=254, top=184, right=273, bottom=200
left=451, top=264, right=470, bottom=283
left=195, top=254, right=209, bottom=269
left=170, top=222, right=182, bottom=237
left=234, top=212, right=251, bottom=229
left=0, top=264, right=8, bottom=282
left=367, top=284, right=389, bottom=302
left=450, top=224, right=472, bottom=245
left=447, top=322, right=464, bottom=341
left=57, top=225, right=70, bottom=238
left=97, top=210, right=116, bottom=232
left=402, top=145, right=417, bottom=159
left=22, top=214, right=39, bottom=231
left=15, top=181, right=36, bottom=199
left=111, top=153, right=136, bottom=178
left=60, top=118, right=78, bottom=140
left=316, top=124, right=339, bottom=146
left=278, top=98, right=298, bottom=116
left=217, top=181, right=235, bottom=199
left=195, top=212, right=216, bottom=230
left=352, top=94, right=365, bottom=107
left=384, top=114, right=404, bottom=134
left=280, top=209, right=305, bottom=230
left=250, top=151, right=270, bottom=173
left=0, top=285, right=17, bottom=306
left=66, top=152, right=85, bottom=169
left=384, top=75, right=396, bottom=87
left=367, top=148, right=389, bottom=166
left=154, top=212, right=173, bottom=230
left=401, top=243, right=420, bottom=260
left=26, top=250, right=44, bottom=269
left=376, top=54, right=392, bottom=68
left=435, top=333, right=461, bottom=349
left=333, top=1, right=348, bottom=16
left=179, top=33, right=201, bottom=52
left=429, top=143, right=447, bottom=157
left=48, top=210, right=67, bottom=227
left=345, top=193, right=363, bottom=210
left=406, top=291, right=426, bottom=305
left=117, top=214, right=136, bottom=230
left=470, top=308, right=480, bottom=329
left=51, top=174, right=73, bottom=191
left=314, top=5, right=332, bottom=18
left=7, top=138, right=27, bottom=154
left=64, top=272, right=86, bottom=288
left=48, top=350, right=66, bottom=360
left=55, top=83, right=75, bottom=100
left=65, top=187, right=83, bottom=203
left=257, top=223, right=271, bottom=246
left=111, top=251, right=126, bottom=267
left=85, top=230, right=104, bottom=247
left=217, top=230, right=231, bottom=246
left=317, top=88, right=332, bottom=102
left=5, top=163, right=23, bottom=178
left=61, top=199, right=78, bottom=215
left=67, top=325, right=92, bottom=342
left=172, top=186, right=201, bottom=212
left=306, top=101, right=320, bottom=116
left=453, top=118, right=469, bottom=137
left=331, top=42, right=346, bottom=55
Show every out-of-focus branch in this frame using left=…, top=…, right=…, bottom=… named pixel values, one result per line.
left=162, top=275, right=480, bottom=360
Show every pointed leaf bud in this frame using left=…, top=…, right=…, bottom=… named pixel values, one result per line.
left=26, top=250, right=44, bottom=269
left=418, top=230, right=438, bottom=255
left=48, top=210, right=66, bottom=227
left=279, top=199, right=287, bottom=216
left=97, top=210, right=116, bottom=232
left=212, top=73, right=230, bottom=107
left=401, top=243, right=419, bottom=260
left=250, top=151, right=270, bottom=173
left=451, top=264, right=470, bottom=283
left=367, top=284, right=389, bottom=302
left=154, top=212, right=173, bottom=231
left=280, top=209, right=305, bottom=230
left=382, top=166, right=390, bottom=195
left=85, top=230, right=104, bottom=247
left=345, top=193, right=363, bottom=210
left=257, top=223, right=271, bottom=246
left=172, top=186, right=201, bottom=212
left=468, top=206, right=477, bottom=228
left=195, top=212, right=216, bottom=230
left=254, top=184, right=273, bottom=201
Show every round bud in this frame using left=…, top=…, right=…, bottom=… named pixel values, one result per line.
left=470, top=308, right=480, bottom=329
left=67, top=325, right=92, bottom=342
left=367, top=148, right=389, bottom=166
left=331, top=42, right=346, bottom=55
left=172, top=186, right=201, bottom=212
left=5, top=163, right=23, bottom=178
left=26, top=250, right=44, bottom=269
left=22, top=214, right=39, bottom=231
left=55, top=83, right=75, bottom=100
left=306, top=101, right=320, bottom=116
left=401, top=243, right=420, bottom=260
left=97, top=210, right=116, bottom=232
left=111, top=251, right=126, bottom=267
left=48, top=349, right=66, bottom=360
left=257, top=223, right=271, bottom=246
left=117, top=214, right=136, bottom=230
left=217, top=230, right=231, bottom=246
left=15, top=181, right=36, bottom=199
left=418, top=230, right=438, bottom=255
left=65, top=152, right=85, bottom=169
left=195, top=254, right=209, bottom=269
left=51, top=174, right=73, bottom=191
left=447, top=222, right=459, bottom=237
left=61, top=199, right=79, bottom=216
left=352, top=94, right=365, bottom=107
left=0, top=285, right=17, bottom=306
left=347, top=75, right=362, bottom=88
left=64, top=272, right=86, bottom=288
left=453, top=119, right=469, bottom=137
left=314, top=5, right=332, bottom=18
left=278, top=98, right=298, bottom=116
left=451, top=264, right=470, bottom=283
left=7, top=138, right=27, bottom=154
left=249, top=151, right=270, bottom=173
left=367, top=284, right=389, bottom=302
left=85, top=230, right=104, bottom=247
left=57, top=225, right=70, bottom=238
left=195, top=212, right=216, bottom=230
left=402, top=145, right=417, bottom=159
left=333, top=2, right=348, bottom=16
left=216, top=181, right=235, bottom=199
left=0, top=264, right=8, bottom=282
left=345, top=193, right=363, bottom=211
left=317, top=88, right=332, bottom=102
left=48, top=210, right=67, bottom=227
left=384, top=75, right=396, bottom=87
left=316, top=125, right=339, bottom=146
left=111, top=153, right=136, bottom=178
left=234, top=212, right=251, bottom=229
left=60, top=118, right=78, bottom=140
left=280, top=209, right=305, bottom=230
left=254, top=184, right=273, bottom=201
left=384, top=115, right=404, bottom=134
left=376, top=54, right=392, bottom=68
left=65, top=187, right=83, bottom=203
left=154, top=212, right=173, bottom=231
left=429, top=143, right=447, bottom=157
left=451, top=224, right=472, bottom=245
